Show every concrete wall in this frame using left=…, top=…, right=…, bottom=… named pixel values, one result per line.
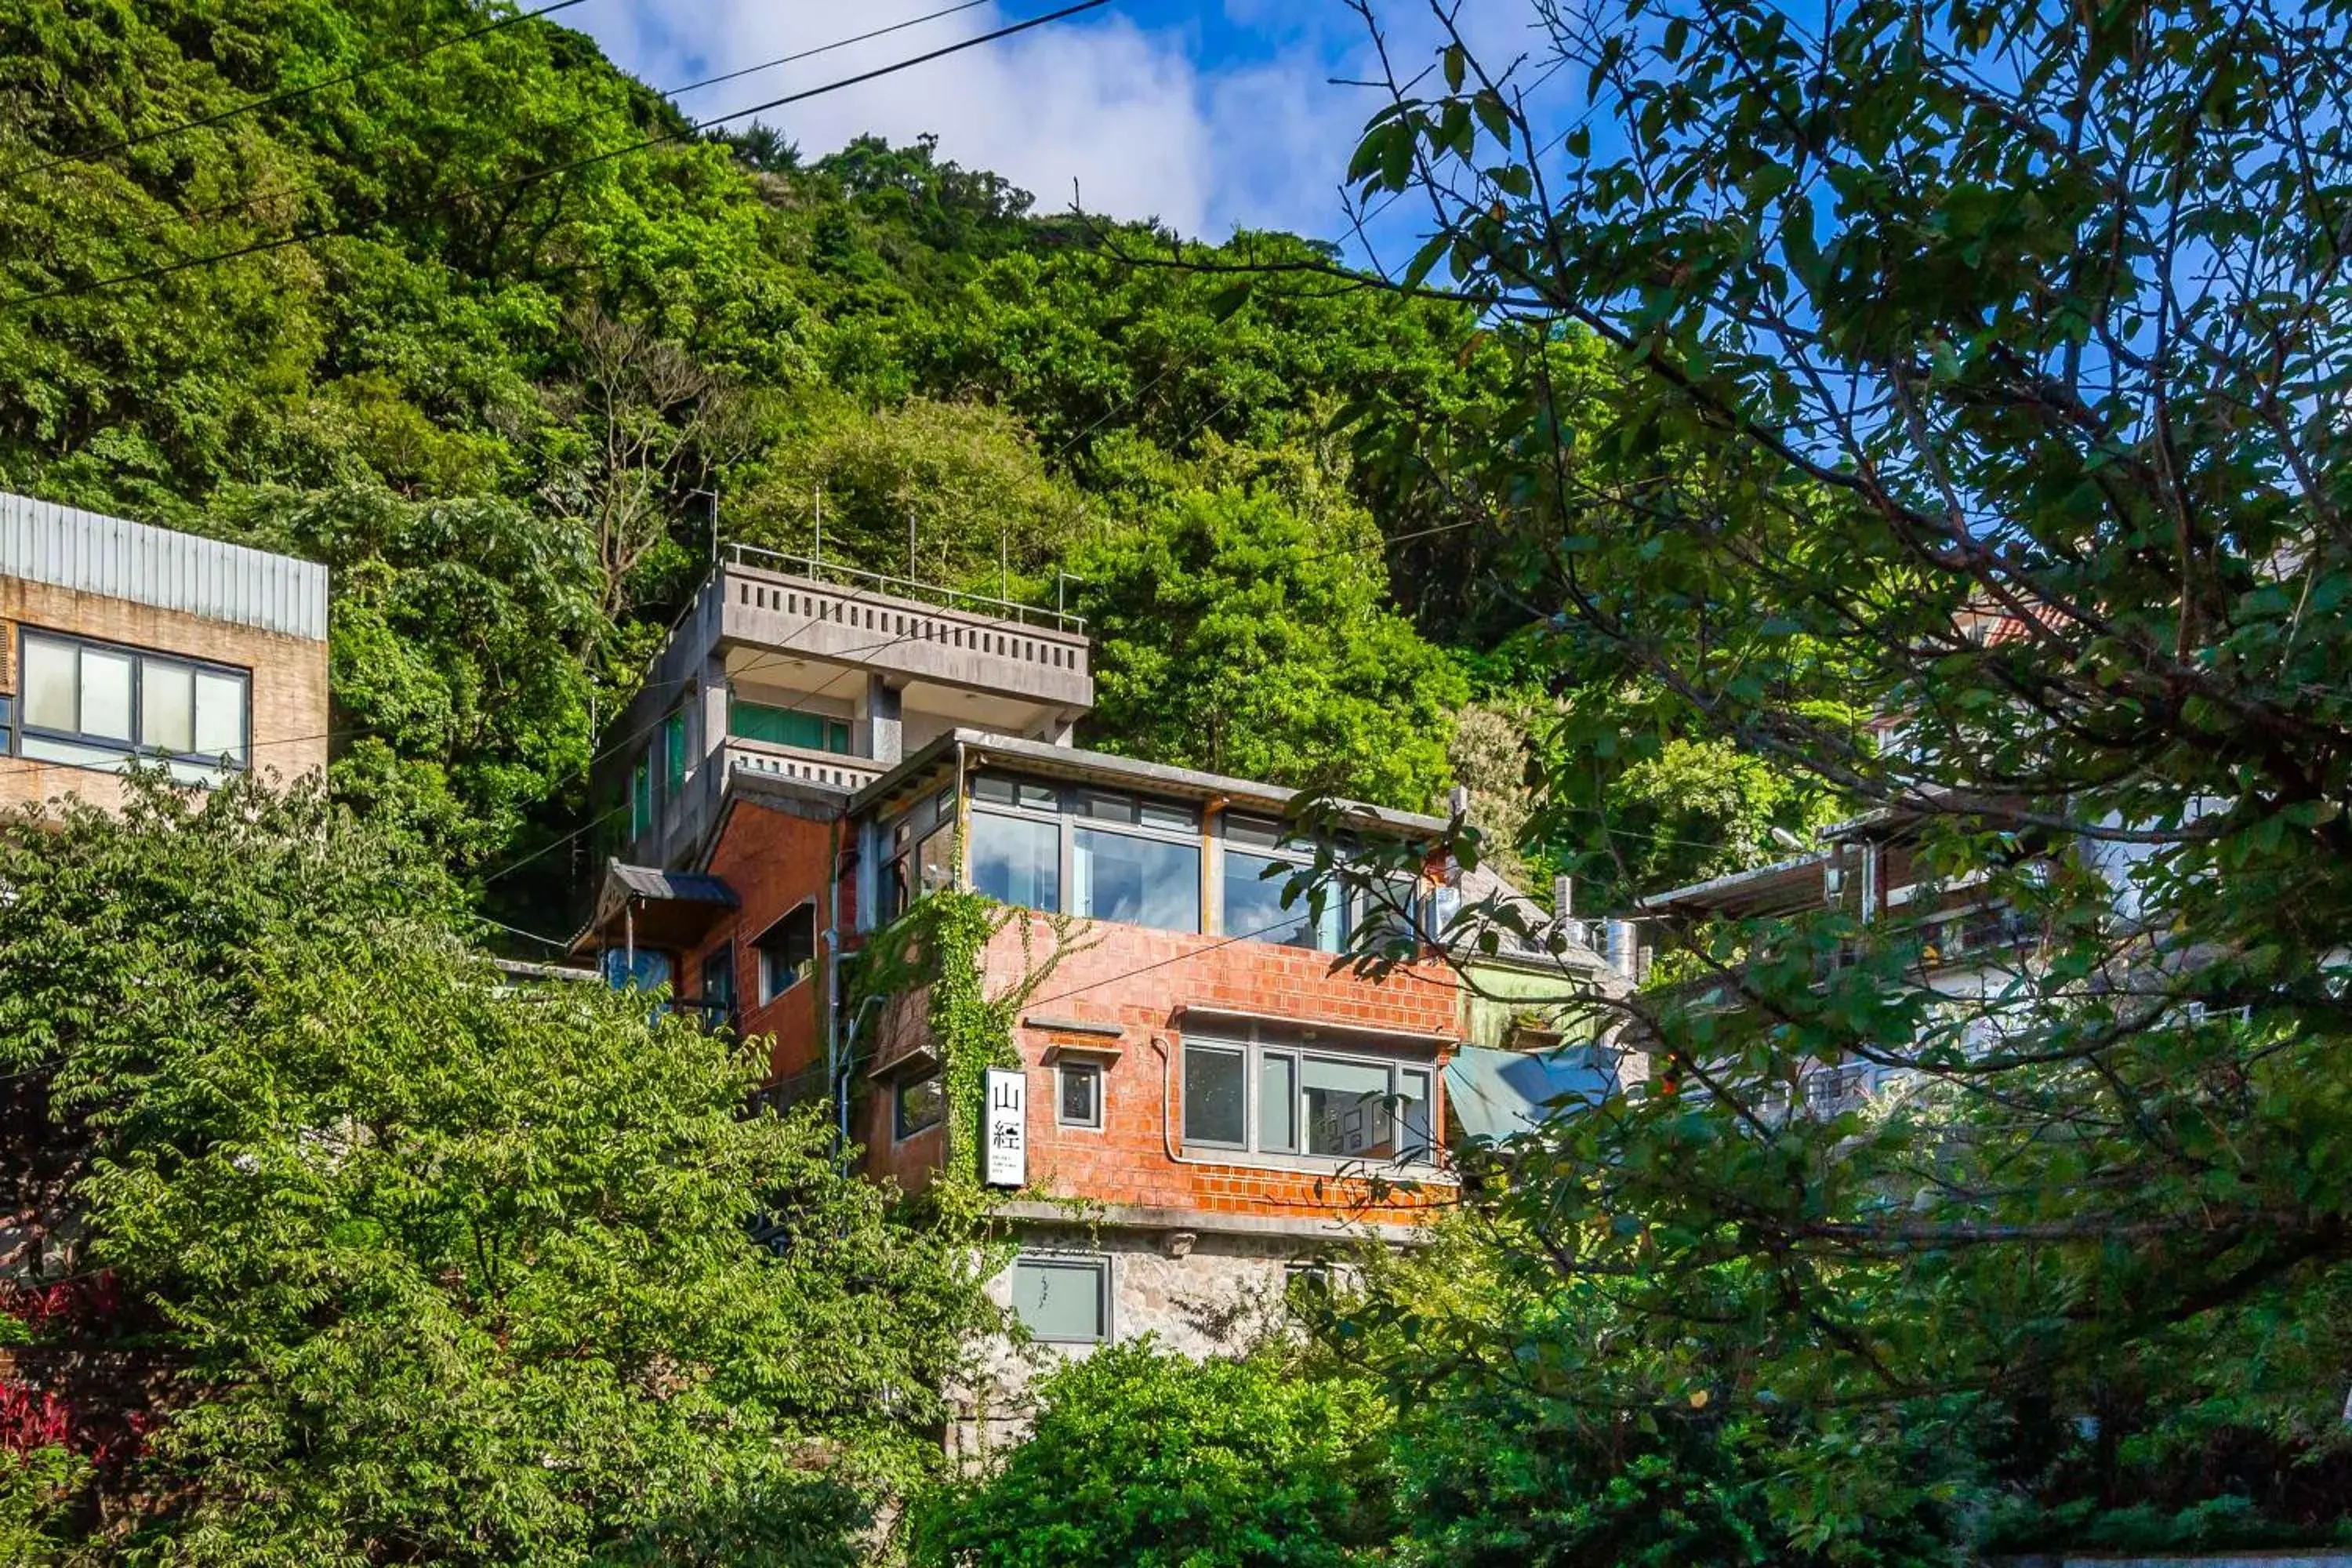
left=0, top=575, right=329, bottom=815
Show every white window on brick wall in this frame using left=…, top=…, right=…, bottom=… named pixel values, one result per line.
left=16, top=630, right=249, bottom=783
left=1179, top=1029, right=1441, bottom=1168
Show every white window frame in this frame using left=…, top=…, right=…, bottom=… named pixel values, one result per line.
left=1007, top=1252, right=1112, bottom=1344
left=14, top=628, right=250, bottom=779
left=1178, top=1025, right=1442, bottom=1171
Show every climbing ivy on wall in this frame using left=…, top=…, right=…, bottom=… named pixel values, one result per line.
left=848, top=887, right=1075, bottom=1192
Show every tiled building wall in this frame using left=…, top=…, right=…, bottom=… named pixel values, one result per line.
left=0, top=579, right=328, bottom=815
left=981, top=912, right=1458, bottom=1224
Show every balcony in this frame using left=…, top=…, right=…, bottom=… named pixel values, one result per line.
left=724, top=737, right=886, bottom=793
left=717, top=546, right=1092, bottom=712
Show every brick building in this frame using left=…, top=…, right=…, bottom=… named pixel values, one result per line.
left=575, top=547, right=1506, bottom=1417
left=0, top=491, right=328, bottom=813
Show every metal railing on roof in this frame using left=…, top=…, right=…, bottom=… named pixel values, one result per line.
left=724, top=542, right=1084, bottom=633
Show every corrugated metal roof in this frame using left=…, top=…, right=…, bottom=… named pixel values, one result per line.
left=0, top=490, right=328, bottom=641
left=605, top=863, right=739, bottom=906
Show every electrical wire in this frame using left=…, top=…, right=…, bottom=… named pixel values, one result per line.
left=0, top=0, right=589, bottom=187
left=0, top=0, right=1112, bottom=310
left=655, top=0, right=995, bottom=104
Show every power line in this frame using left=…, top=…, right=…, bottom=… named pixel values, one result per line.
left=658, top=0, right=995, bottom=105
left=0, top=0, right=1112, bottom=310
left=0, top=0, right=589, bottom=187
left=104, top=0, right=1004, bottom=248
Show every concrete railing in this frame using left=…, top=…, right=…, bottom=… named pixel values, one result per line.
left=724, top=738, right=884, bottom=793
left=724, top=566, right=1088, bottom=680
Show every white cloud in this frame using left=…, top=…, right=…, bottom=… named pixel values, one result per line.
left=578, top=2, right=1369, bottom=241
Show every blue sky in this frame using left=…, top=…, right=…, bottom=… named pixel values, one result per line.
left=575, top=1, right=1539, bottom=253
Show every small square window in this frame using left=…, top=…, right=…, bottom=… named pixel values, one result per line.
left=1058, top=1062, right=1103, bottom=1128
left=1009, top=1255, right=1109, bottom=1342
left=895, top=1072, right=945, bottom=1140
left=755, top=903, right=817, bottom=1003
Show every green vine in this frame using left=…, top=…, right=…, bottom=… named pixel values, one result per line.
left=847, top=888, right=1079, bottom=1192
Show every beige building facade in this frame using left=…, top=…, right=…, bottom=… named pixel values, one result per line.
left=0, top=492, right=328, bottom=814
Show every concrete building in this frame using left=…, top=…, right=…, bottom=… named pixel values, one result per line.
left=0, top=492, right=329, bottom=813
left=572, top=547, right=1619, bottom=1445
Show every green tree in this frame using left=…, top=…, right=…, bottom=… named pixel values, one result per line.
left=0, top=779, right=995, bottom=1563
left=912, top=1341, right=1395, bottom=1568
left=1072, top=485, right=1468, bottom=810
left=1314, top=0, right=2352, bottom=1548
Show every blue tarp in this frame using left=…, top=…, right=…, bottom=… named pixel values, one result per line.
left=1445, top=1044, right=1615, bottom=1142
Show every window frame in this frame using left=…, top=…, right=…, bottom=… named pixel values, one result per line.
left=699, top=941, right=737, bottom=1028
left=1007, top=1253, right=1112, bottom=1344
left=1178, top=1026, right=1443, bottom=1171
left=753, top=900, right=818, bottom=1004
left=1056, top=1060, right=1105, bottom=1131
left=893, top=1069, right=946, bottom=1142
left=628, top=753, right=654, bottom=838
left=13, top=627, right=251, bottom=775
left=966, top=772, right=1206, bottom=933
left=661, top=706, right=690, bottom=795
left=965, top=773, right=1066, bottom=915
left=728, top=693, right=852, bottom=755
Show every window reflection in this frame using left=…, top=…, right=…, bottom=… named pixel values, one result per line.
left=971, top=812, right=1060, bottom=911
left=1074, top=826, right=1200, bottom=932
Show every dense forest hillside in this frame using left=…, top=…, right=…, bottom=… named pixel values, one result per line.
left=0, top=0, right=1828, bottom=925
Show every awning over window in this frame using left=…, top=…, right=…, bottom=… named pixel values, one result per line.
left=571, top=859, right=741, bottom=955
left=1444, top=1044, right=1616, bottom=1142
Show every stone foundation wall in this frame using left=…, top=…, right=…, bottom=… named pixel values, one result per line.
left=951, top=1219, right=1354, bottom=1464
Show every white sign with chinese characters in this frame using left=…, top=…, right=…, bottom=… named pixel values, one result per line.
left=982, top=1066, right=1027, bottom=1189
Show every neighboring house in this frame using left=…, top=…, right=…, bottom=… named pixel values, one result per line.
left=1443, top=866, right=1639, bottom=1141
left=1637, top=802, right=2045, bottom=1112
left=0, top=492, right=328, bottom=812
left=573, top=546, right=1486, bottom=1446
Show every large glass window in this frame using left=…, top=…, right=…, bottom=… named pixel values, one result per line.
left=1182, top=1044, right=1247, bottom=1147
left=1009, top=1256, right=1109, bottom=1342
left=1224, top=848, right=1343, bottom=949
left=1074, top=826, right=1200, bottom=932
left=16, top=631, right=249, bottom=777
left=1304, top=1055, right=1395, bottom=1158
left=971, top=811, right=1060, bottom=911
left=1180, top=1031, right=1439, bottom=1167
left=730, top=696, right=851, bottom=754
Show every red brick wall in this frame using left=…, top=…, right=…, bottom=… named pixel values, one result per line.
left=688, top=802, right=837, bottom=1084
left=978, top=913, right=1458, bottom=1223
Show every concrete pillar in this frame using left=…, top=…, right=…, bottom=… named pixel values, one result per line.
left=701, top=654, right=728, bottom=770
left=866, top=673, right=903, bottom=765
